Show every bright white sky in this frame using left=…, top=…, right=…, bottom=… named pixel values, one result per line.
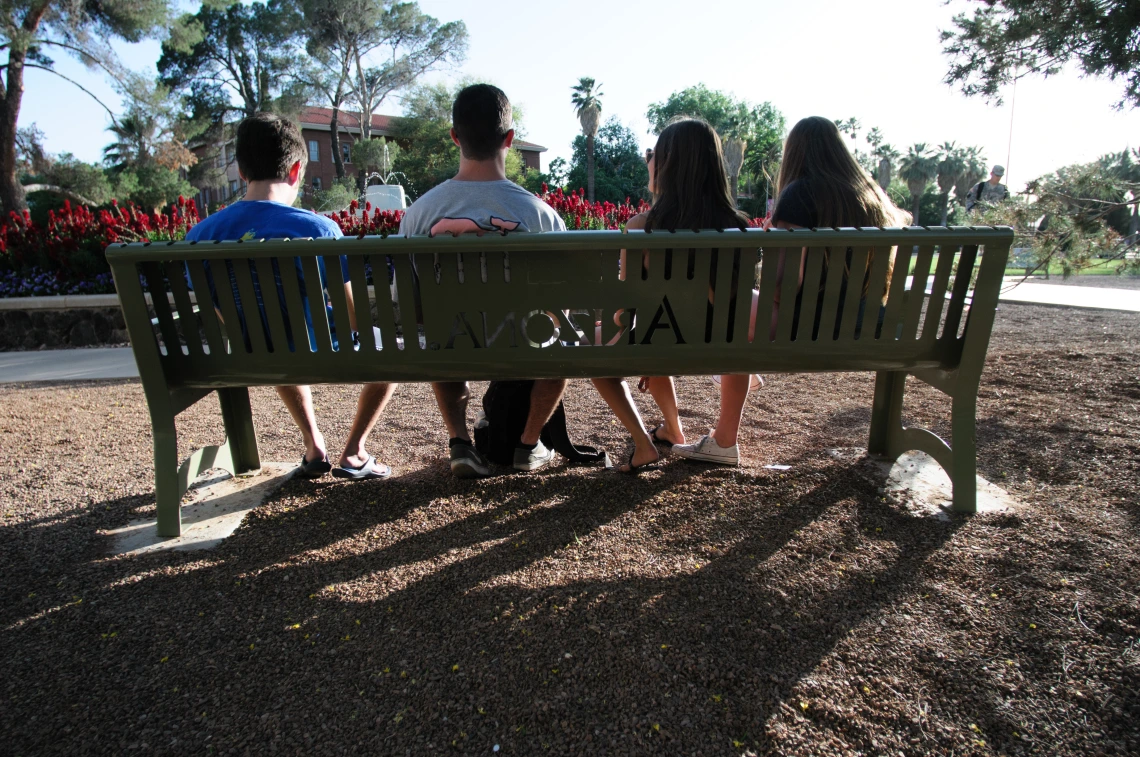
left=20, top=0, right=1140, bottom=194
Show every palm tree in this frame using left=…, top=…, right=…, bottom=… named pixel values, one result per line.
left=953, top=146, right=988, bottom=207
left=570, top=77, right=603, bottom=201
left=873, top=142, right=900, bottom=192
left=723, top=134, right=746, bottom=206
left=103, top=112, right=159, bottom=171
left=898, top=143, right=938, bottom=225
left=936, top=142, right=967, bottom=226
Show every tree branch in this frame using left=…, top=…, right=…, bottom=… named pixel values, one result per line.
left=20, top=184, right=97, bottom=205
left=34, top=39, right=123, bottom=83
left=25, top=64, right=121, bottom=128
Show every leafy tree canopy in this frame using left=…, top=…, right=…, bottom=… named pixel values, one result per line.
left=567, top=116, right=649, bottom=205
left=159, top=0, right=305, bottom=119
left=941, top=0, right=1140, bottom=108
left=646, top=84, right=785, bottom=197
left=1, top=0, right=175, bottom=212
left=978, top=150, right=1140, bottom=276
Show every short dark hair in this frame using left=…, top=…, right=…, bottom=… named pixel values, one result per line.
left=452, top=84, right=512, bottom=161
left=235, top=113, right=307, bottom=182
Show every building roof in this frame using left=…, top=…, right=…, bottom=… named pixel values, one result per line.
left=298, top=106, right=546, bottom=152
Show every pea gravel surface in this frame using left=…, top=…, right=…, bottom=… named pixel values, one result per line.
left=1, top=302, right=1137, bottom=757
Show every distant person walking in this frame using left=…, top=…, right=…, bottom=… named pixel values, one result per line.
left=965, top=165, right=1010, bottom=213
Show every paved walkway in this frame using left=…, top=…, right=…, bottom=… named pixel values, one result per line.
left=997, top=280, right=1140, bottom=311
left=0, top=347, right=138, bottom=383
left=1, top=281, right=1136, bottom=384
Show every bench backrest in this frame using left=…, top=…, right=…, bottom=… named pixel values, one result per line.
left=107, top=227, right=1012, bottom=389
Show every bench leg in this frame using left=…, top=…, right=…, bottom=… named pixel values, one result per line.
left=949, top=393, right=978, bottom=513
left=151, top=406, right=183, bottom=538
left=868, top=370, right=906, bottom=459
left=218, top=387, right=261, bottom=475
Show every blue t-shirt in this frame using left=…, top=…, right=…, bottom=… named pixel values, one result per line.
left=185, top=201, right=349, bottom=351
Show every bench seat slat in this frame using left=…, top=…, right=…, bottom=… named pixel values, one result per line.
left=943, top=243, right=980, bottom=341
left=902, top=245, right=936, bottom=341
left=276, top=255, right=312, bottom=352
left=836, top=246, right=871, bottom=343
left=142, top=261, right=183, bottom=360
left=324, top=253, right=355, bottom=362
left=165, top=259, right=203, bottom=357
left=185, top=259, right=227, bottom=355
left=347, top=254, right=377, bottom=352
left=228, top=257, right=270, bottom=355
left=299, top=255, right=335, bottom=354
left=252, top=258, right=291, bottom=355
left=814, top=248, right=847, bottom=341
left=922, top=242, right=959, bottom=343
left=392, top=252, right=423, bottom=352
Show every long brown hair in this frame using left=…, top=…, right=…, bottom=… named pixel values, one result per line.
left=645, top=118, right=751, bottom=231
left=776, top=116, right=909, bottom=299
left=777, top=116, right=906, bottom=228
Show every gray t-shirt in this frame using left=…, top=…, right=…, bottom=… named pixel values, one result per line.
left=399, top=179, right=566, bottom=236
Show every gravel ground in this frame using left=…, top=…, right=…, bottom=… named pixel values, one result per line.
left=1, top=302, right=1137, bottom=757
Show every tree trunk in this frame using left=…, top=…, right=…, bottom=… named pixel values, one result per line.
left=586, top=134, right=595, bottom=202
left=940, top=193, right=950, bottom=226
left=877, top=158, right=891, bottom=192
left=912, top=193, right=922, bottom=226
left=330, top=107, right=345, bottom=180
left=0, top=49, right=28, bottom=215
left=730, top=172, right=740, bottom=207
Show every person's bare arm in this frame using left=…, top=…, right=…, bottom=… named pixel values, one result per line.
left=620, top=212, right=649, bottom=281
left=343, top=282, right=359, bottom=333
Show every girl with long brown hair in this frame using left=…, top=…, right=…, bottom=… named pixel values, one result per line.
left=674, top=115, right=909, bottom=466
left=591, top=117, right=750, bottom=472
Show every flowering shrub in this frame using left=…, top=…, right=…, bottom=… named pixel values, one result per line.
left=326, top=201, right=404, bottom=237
left=0, top=198, right=200, bottom=296
left=538, top=186, right=650, bottom=230
left=0, top=189, right=763, bottom=298
left=538, top=186, right=766, bottom=229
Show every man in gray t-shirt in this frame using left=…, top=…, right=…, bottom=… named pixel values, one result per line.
left=399, top=177, right=564, bottom=237
left=398, top=84, right=568, bottom=478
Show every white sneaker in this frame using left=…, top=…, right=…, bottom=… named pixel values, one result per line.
left=673, top=435, right=740, bottom=466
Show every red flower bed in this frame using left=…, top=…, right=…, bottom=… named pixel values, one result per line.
left=537, top=186, right=765, bottom=229
left=0, top=189, right=764, bottom=297
left=326, top=201, right=404, bottom=237
left=0, top=198, right=201, bottom=295
left=538, top=186, right=650, bottom=230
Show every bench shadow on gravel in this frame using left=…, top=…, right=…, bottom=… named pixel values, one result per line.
left=0, top=445, right=981, bottom=755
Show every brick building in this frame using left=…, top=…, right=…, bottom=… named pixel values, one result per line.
left=193, top=106, right=548, bottom=209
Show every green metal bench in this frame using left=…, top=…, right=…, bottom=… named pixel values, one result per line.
left=108, top=227, right=1012, bottom=537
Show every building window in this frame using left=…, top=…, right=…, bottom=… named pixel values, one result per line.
left=311, top=176, right=322, bottom=190
left=308, top=140, right=320, bottom=162
left=341, top=142, right=351, bottom=163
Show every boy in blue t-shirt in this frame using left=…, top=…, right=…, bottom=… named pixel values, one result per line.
left=186, top=113, right=395, bottom=480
